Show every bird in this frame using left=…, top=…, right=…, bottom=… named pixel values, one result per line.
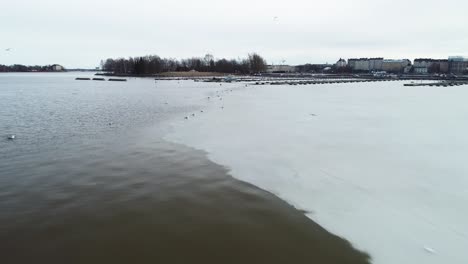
left=423, top=246, right=436, bottom=254
left=184, top=116, right=189, bottom=120
left=5, top=48, right=11, bottom=52
left=7, top=134, right=15, bottom=140
left=273, top=16, right=279, bottom=22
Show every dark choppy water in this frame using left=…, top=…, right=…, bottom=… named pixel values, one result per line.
left=0, top=73, right=369, bottom=263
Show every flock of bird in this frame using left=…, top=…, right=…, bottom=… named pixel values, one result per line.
left=183, top=86, right=240, bottom=120
left=5, top=84, right=248, bottom=141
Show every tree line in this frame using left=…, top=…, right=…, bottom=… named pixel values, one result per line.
left=101, top=53, right=267, bottom=75
left=0, top=64, right=63, bottom=72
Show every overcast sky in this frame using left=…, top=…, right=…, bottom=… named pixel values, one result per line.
left=1, top=0, right=467, bottom=68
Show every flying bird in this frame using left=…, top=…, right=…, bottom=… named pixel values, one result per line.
left=5, top=48, right=12, bottom=52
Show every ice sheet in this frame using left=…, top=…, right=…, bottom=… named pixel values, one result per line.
left=166, top=81, right=468, bottom=264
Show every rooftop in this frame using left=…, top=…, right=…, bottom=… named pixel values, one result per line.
left=414, top=58, right=448, bottom=62
left=448, top=56, right=468, bottom=62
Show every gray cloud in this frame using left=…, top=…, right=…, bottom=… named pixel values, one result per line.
left=1, top=0, right=467, bottom=68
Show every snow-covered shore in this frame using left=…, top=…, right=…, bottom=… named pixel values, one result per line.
left=166, top=81, right=468, bottom=264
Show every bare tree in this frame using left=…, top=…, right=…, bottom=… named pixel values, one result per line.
left=101, top=53, right=267, bottom=75
left=248, top=53, right=267, bottom=73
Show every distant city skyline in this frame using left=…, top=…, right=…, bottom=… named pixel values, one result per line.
left=1, top=0, right=467, bottom=68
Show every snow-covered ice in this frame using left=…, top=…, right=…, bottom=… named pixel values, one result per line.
left=166, top=81, right=468, bottom=264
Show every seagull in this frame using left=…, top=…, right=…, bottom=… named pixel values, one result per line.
left=273, top=16, right=279, bottom=22
left=5, top=48, right=11, bottom=52
left=184, top=116, right=189, bottom=120
left=423, top=246, right=436, bottom=254
left=7, top=134, right=16, bottom=140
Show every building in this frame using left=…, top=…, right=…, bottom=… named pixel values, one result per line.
left=266, top=65, right=297, bottom=73
left=414, top=59, right=434, bottom=74
left=413, top=59, right=432, bottom=74
left=448, top=56, right=468, bottom=74
left=348, top=58, right=369, bottom=71
left=347, top=59, right=356, bottom=70
left=413, top=59, right=449, bottom=74
left=51, top=64, right=64, bottom=71
left=440, top=60, right=449, bottom=73
left=381, top=59, right=411, bottom=73
left=295, top=64, right=333, bottom=73
left=368, top=58, right=384, bottom=71
left=335, top=58, right=347, bottom=68
left=348, top=58, right=383, bottom=72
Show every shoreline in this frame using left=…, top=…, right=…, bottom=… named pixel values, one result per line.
left=96, top=71, right=468, bottom=81
left=0, top=74, right=370, bottom=263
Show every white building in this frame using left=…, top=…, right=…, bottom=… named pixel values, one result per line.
left=413, top=59, right=430, bottom=74
left=266, top=65, right=296, bottom=73
left=448, top=56, right=468, bottom=74
left=51, top=64, right=64, bottom=71
left=335, top=58, right=347, bottom=68
left=368, top=58, right=384, bottom=71
left=355, top=60, right=369, bottom=71
left=348, top=58, right=384, bottom=72
left=413, top=59, right=449, bottom=74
